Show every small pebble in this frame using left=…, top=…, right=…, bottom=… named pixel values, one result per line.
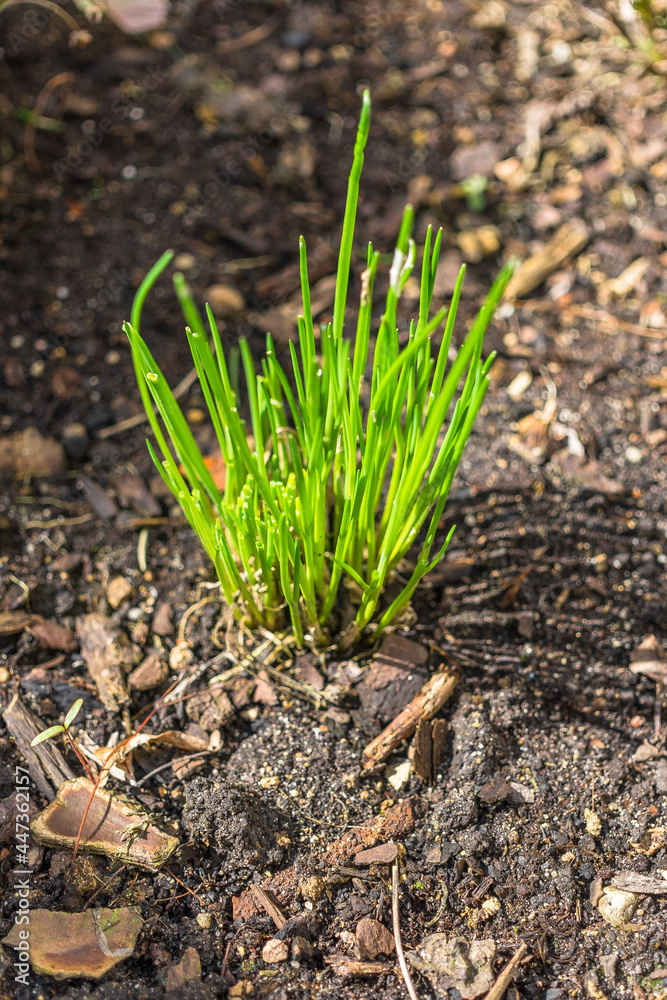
left=196, top=913, right=211, bottom=930
left=106, top=576, right=135, bottom=609
left=597, top=887, right=638, bottom=926
left=262, top=938, right=289, bottom=964
left=625, top=446, right=643, bottom=464
left=584, top=808, right=602, bottom=837
left=206, top=284, right=245, bottom=316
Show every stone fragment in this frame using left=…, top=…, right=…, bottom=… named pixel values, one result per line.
left=128, top=652, right=169, bottom=691
left=152, top=602, right=174, bottom=636
left=355, top=917, right=395, bottom=959
left=79, top=475, right=118, bottom=519
left=262, top=938, right=289, bottom=963
left=2, top=907, right=142, bottom=979
left=106, top=576, right=135, bottom=609
left=0, top=427, right=66, bottom=480
left=165, top=947, right=201, bottom=991
left=408, top=934, right=496, bottom=999
left=207, top=283, right=245, bottom=316
left=597, top=887, right=638, bottom=926
left=354, top=842, right=399, bottom=865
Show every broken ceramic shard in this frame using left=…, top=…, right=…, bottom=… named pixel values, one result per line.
left=2, top=907, right=142, bottom=979
left=30, top=777, right=178, bottom=870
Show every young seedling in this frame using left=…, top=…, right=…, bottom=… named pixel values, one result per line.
left=125, top=90, right=513, bottom=646
left=31, top=698, right=94, bottom=782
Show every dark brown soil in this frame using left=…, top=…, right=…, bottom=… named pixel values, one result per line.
left=1, top=1, right=667, bottom=998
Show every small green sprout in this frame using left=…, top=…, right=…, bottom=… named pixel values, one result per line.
left=31, top=698, right=93, bottom=781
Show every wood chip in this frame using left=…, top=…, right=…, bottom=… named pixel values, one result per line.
left=611, top=872, right=667, bottom=895
left=2, top=692, right=75, bottom=799
left=355, top=917, right=395, bottom=960
left=251, top=885, right=287, bottom=929
left=504, top=223, right=589, bottom=300
left=362, top=669, right=458, bottom=770
left=324, top=955, right=391, bottom=976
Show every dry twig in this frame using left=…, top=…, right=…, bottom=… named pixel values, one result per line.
left=483, top=941, right=529, bottom=1000
left=362, top=668, right=458, bottom=769
left=392, top=859, right=419, bottom=1000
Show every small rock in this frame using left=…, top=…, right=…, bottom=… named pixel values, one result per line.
left=169, top=640, right=194, bottom=671
left=207, top=284, right=245, bottom=316
left=262, top=938, right=289, bottom=963
left=600, top=952, right=618, bottom=981
left=174, top=252, right=196, bottom=270
left=152, top=602, right=174, bottom=636
left=597, top=887, right=638, bottom=926
left=106, top=576, right=135, bottom=609
left=0, top=427, right=67, bottom=480
left=165, top=947, right=201, bottom=991
left=354, top=842, right=399, bottom=865
left=62, top=422, right=90, bottom=460
left=79, top=475, right=119, bottom=519
left=470, top=1, right=506, bottom=29
left=128, top=652, right=169, bottom=692
left=408, top=934, right=496, bottom=999
left=584, top=808, right=602, bottom=837
left=457, top=225, right=501, bottom=263
left=508, top=781, right=535, bottom=805
left=625, top=446, right=644, bottom=465
left=386, top=759, right=412, bottom=791
left=196, top=913, right=211, bottom=930
left=634, top=742, right=661, bottom=762
left=291, top=935, right=313, bottom=961
left=355, top=917, right=395, bottom=960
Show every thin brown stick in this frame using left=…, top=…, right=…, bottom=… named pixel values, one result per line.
left=516, top=299, right=666, bottom=340
left=65, top=729, right=94, bottom=782
left=362, top=668, right=458, bottom=769
left=251, top=885, right=286, bottom=929
left=392, top=860, right=419, bottom=1000
left=483, top=941, right=529, bottom=1000
left=97, top=366, right=199, bottom=438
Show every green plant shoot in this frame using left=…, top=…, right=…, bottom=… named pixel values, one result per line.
left=124, top=90, right=513, bottom=646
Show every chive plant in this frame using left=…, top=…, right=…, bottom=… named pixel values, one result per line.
left=125, top=91, right=512, bottom=646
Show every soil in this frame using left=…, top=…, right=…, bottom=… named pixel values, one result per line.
left=1, top=1, right=667, bottom=998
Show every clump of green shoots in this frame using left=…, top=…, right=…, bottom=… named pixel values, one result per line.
left=125, top=90, right=512, bottom=646
left=31, top=698, right=93, bottom=780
